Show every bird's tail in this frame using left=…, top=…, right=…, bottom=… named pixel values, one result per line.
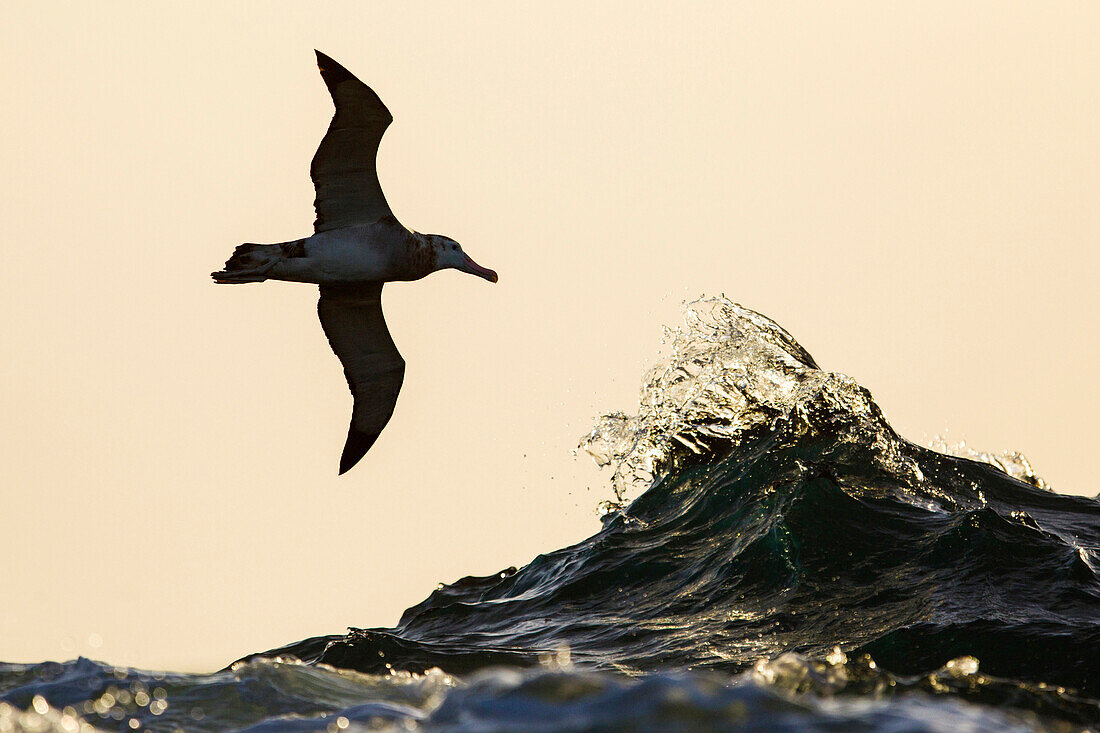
left=211, top=243, right=283, bottom=283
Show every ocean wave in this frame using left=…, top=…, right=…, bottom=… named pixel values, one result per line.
left=5, top=299, right=1098, bottom=730
left=247, top=298, right=1100, bottom=726
left=1, top=655, right=1085, bottom=731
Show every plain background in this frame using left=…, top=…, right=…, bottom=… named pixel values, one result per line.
left=2, top=2, right=1096, bottom=671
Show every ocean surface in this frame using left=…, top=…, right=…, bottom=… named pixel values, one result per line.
left=4, top=298, right=1098, bottom=731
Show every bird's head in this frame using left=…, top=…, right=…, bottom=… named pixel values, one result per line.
left=432, top=236, right=498, bottom=283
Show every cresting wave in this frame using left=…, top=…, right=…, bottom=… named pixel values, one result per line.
left=3, top=298, right=1098, bottom=730
left=579, top=297, right=1055, bottom=504
left=246, top=297, right=1100, bottom=726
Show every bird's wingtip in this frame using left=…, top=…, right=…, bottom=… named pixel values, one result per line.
left=338, top=426, right=380, bottom=475
left=314, top=50, right=356, bottom=84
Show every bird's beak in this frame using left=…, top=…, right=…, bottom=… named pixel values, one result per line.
left=461, top=254, right=498, bottom=283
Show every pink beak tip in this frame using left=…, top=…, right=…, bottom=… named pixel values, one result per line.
left=463, top=254, right=498, bottom=283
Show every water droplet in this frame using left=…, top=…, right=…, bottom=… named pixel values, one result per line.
left=945, top=656, right=979, bottom=677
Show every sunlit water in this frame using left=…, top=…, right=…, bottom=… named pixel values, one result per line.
left=4, top=298, right=1098, bottom=731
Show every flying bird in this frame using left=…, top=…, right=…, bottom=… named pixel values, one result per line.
left=213, top=51, right=497, bottom=474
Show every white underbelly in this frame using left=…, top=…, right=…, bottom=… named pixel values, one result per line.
left=274, top=232, right=394, bottom=283
left=315, top=242, right=390, bottom=280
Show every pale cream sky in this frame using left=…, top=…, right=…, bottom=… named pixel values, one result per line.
left=1, top=2, right=1097, bottom=671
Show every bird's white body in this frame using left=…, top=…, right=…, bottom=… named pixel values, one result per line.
left=301, top=227, right=401, bottom=282
left=265, top=221, right=437, bottom=284
left=276, top=229, right=392, bottom=283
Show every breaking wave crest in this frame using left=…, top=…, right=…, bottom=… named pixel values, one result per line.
left=579, top=297, right=928, bottom=506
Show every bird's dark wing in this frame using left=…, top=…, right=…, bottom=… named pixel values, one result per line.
left=311, top=51, right=394, bottom=233
left=318, top=282, right=405, bottom=474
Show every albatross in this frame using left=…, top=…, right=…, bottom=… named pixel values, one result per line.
left=212, top=51, right=497, bottom=474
